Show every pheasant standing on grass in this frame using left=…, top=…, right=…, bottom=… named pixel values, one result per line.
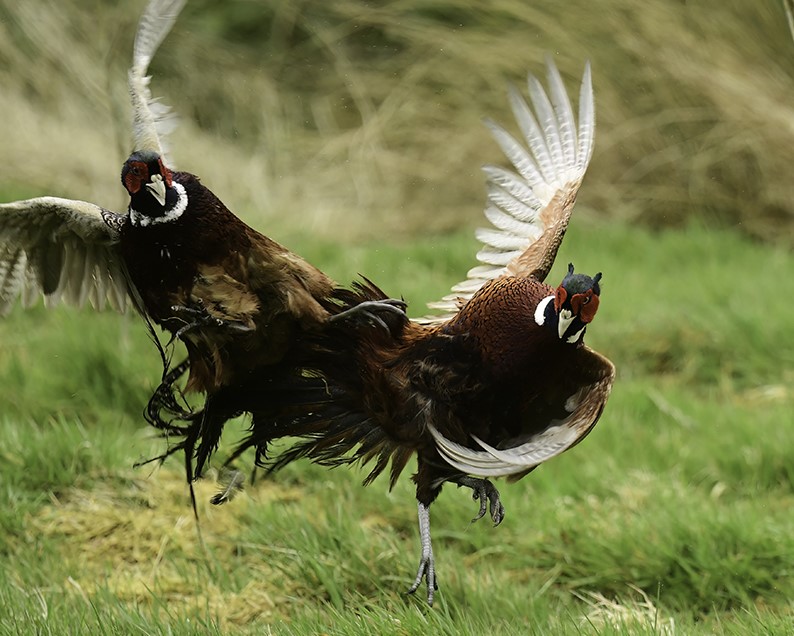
left=0, top=0, right=402, bottom=486
left=226, top=60, right=615, bottom=605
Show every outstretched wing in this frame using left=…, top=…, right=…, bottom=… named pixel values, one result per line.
left=0, top=3, right=185, bottom=316
left=425, top=60, right=595, bottom=319
left=128, top=0, right=186, bottom=161
left=0, top=197, right=129, bottom=315
left=427, top=347, right=614, bottom=478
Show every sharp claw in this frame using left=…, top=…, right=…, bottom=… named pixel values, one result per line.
left=407, top=558, right=436, bottom=606
left=407, top=566, right=436, bottom=606
left=382, top=298, right=407, bottom=311
left=370, top=297, right=407, bottom=312
left=145, top=358, right=195, bottom=431
left=471, top=488, right=488, bottom=522
left=407, top=577, right=422, bottom=596
left=169, top=303, right=253, bottom=336
left=455, top=476, right=506, bottom=527
left=329, top=299, right=407, bottom=334
left=492, top=501, right=506, bottom=526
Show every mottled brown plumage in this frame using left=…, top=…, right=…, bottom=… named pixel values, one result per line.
left=119, top=151, right=407, bottom=487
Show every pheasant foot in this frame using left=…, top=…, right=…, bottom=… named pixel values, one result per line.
left=328, top=299, right=406, bottom=333
left=453, top=476, right=505, bottom=526
left=170, top=301, right=254, bottom=339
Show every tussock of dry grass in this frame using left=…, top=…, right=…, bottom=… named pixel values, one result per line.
left=28, top=468, right=293, bottom=626
left=1, top=0, right=793, bottom=242
left=575, top=586, right=675, bottom=635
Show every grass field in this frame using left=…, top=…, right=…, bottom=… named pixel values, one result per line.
left=2, top=0, right=794, bottom=633
left=1, top=222, right=793, bottom=634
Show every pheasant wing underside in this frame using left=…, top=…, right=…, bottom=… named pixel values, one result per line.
left=0, top=197, right=130, bottom=315
left=0, top=2, right=187, bottom=317
left=427, top=347, right=614, bottom=477
left=421, top=60, right=595, bottom=323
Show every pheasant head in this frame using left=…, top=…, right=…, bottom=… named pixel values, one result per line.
left=121, top=150, right=186, bottom=226
left=535, top=263, right=602, bottom=345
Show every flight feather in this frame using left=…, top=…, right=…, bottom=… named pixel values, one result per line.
left=423, top=60, right=594, bottom=322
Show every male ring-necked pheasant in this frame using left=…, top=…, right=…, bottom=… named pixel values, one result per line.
left=228, top=60, right=615, bottom=606
left=0, top=0, right=401, bottom=485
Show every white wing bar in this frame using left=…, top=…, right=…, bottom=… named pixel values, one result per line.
left=423, top=60, right=594, bottom=321
left=427, top=372, right=611, bottom=477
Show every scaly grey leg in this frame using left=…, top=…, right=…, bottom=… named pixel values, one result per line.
left=406, top=502, right=437, bottom=606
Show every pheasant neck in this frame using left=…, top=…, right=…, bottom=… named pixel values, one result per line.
left=129, top=182, right=188, bottom=227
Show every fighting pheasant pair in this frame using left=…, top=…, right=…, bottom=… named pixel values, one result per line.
left=0, top=0, right=614, bottom=606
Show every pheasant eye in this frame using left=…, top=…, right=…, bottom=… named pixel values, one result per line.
left=128, top=162, right=147, bottom=178
left=578, top=291, right=600, bottom=323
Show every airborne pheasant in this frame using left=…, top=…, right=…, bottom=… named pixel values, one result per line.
left=0, top=0, right=401, bottom=483
left=229, top=60, right=615, bottom=605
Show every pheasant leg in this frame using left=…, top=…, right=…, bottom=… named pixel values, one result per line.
left=453, top=476, right=505, bottom=525
left=406, top=502, right=438, bottom=606
left=170, top=301, right=254, bottom=339
left=145, top=358, right=195, bottom=430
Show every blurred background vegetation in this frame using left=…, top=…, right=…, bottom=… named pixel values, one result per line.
left=2, top=2, right=794, bottom=631
left=1, top=0, right=793, bottom=243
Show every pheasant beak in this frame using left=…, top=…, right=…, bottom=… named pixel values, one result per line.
left=146, top=174, right=167, bottom=206
left=557, top=309, right=575, bottom=339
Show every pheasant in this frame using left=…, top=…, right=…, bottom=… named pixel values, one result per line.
left=228, top=60, right=615, bottom=605
left=0, top=0, right=402, bottom=484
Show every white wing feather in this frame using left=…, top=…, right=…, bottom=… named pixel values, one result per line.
left=128, top=0, right=186, bottom=161
left=426, top=366, right=613, bottom=477
left=427, top=422, right=581, bottom=477
left=420, top=60, right=595, bottom=323
left=0, top=198, right=129, bottom=315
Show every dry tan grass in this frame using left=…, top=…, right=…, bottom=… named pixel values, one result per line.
left=28, top=467, right=295, bottom=626
left=1, top=0, right=793, bottom=242
left=575, top=585, right=676, bottom=635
